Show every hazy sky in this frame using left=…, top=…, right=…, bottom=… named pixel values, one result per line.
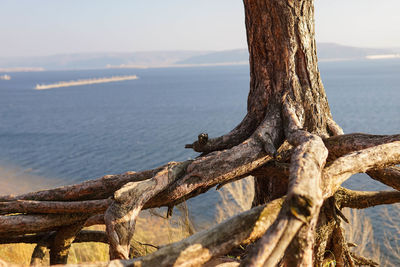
left=1, top=0, right=399, bottom=57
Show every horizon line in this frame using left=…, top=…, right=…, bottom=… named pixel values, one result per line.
left=2, top=42, right=400, bottom=59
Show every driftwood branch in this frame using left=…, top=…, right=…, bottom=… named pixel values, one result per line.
left=0, top=135, right=396, bottom=213
left=84, top=214, right=105, bottom=227
left=30, top=233, right=52, bottom=266
left=335, top=187, right=400, bottom=209
left=0, top=230, right=108, bottom=245
left=184, top=114, right=258, bottom=154
left=132, top=198, right=283, bottom=266
left=50, top=223, right=84, bottom=265
left=241, top=100, right=328, bottom=267
left=0, top=169, right=162, bottom=202
left=39, top=198, right=284, bottom=267
left=105, top=162, right=184, bottom=259
left=367, top=166, right=400, bottom=191
left=0, top=199, right=111, bottom=215
left=104, top=111, right=282, bottom=260
left=323, top=133, right=400, bottom=162
left=323, top=141, right=400, bottom=198
left=326, top=117, right=344, bottom=136
left=350, top=252, right=379, bottom=266
left=0, top=213, right=90, bottom=236
left=0, top=132, right=398, bottom=265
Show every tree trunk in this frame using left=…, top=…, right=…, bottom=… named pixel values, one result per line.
left=241, top=0, right=349, bottom=265
left=243, top=0, right=334, bottom=203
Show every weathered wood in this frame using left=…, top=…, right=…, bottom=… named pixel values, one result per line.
left=146, top=131, right=275, bottom=209
left=367, top=166, right=400, bottom=191
left=3, top=199, right=280, bottom=267
left=324, top=133, right=400, bottom=162
left=335, top=187, right=400, bottom=209
left=50, top=223, right=84, bottom=265
left=31, top=243, right=48, bottom=266
left=30, top=233, right=51, bottom=266
left=0, top=199, right=111, bottom=215
left=323, top=141, right=400, bottom=198
left=326, top=118, right=344, bottom=136
left=330, top=225, right=351, bottom=267
left=105, top=163, right=181, bottom=259
left=248, top=139, right=400, bottom=266
left=74, top=230, right=108, bottom=244
left=350, top=252, right=379, bottom=266
left=0, top=213, right=89, bottom=236
left=84, top=214, right=105, bottom=227
left=242, top=130, right=328, bottom=267
left=0, top=169, right=161, bottom=202
left=0, top=134, right=394, bottom=205
left=251, top=162, right=289, bottom=206
left=0, top=134, right=397, bottom=266
left=55, top=198, right=284, bottom=267
left=0, top=230, right=108, bottom=245
left=185, top=114, right=258, bottom=154
left=106, top=122, right=278, bottom=260
left=131, top=199, right=283, bottom=266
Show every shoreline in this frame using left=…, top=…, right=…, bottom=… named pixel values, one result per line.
left=2, top=55, right=400, bottom=74
left=34, top=75, right=138, bottom=90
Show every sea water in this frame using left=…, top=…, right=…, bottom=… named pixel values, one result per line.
left=0, top=60, right=399, bottom=261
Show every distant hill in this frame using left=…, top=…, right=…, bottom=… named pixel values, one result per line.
left=175, top=49, right=248, bottom=65
left=175, top=43, right=398, bottom=65
left=0, top=51, right=209, bottom=71
left=316, top=43, right=396, bottom=61
left=0, top=43, right=399, bottom=71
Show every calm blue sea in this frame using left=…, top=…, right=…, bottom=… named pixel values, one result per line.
left=0, top=60, right=399, bottom=261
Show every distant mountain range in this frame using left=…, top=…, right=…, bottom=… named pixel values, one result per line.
left=1, top=43, right=399, bottom=71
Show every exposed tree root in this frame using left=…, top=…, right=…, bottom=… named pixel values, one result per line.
left=350, top=252, right=379, bottom=266
left=367, top=166, right=400, bottom=191
left=0, top=230, right=108, bottom=245
left=323, top=141, right=400, bottom=198
left=105, top=162, right=185, bottom=259
left=336, top=187, right=400, bottom=209
left=50, top=223, right=84, bottom=265
left=0, top=198, right=111, bottom=215
left=324, top=134, right=400, bottom=162
left=0, top=168, right=162, bottom=202
left=184, top=114, right=259, bottom=154
left=104, top=112, right=281, bottom=259
left=237, top=99, right=328, bottom=266
left=0, top=132, right=399, bottom=265
left=30, top=233, right=51, bottom=266
left=0, top=213, right=90, bottom=236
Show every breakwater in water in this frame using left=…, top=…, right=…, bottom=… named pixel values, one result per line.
left=34, top=75, right=138, bottom=90
left=0, top=74, right=11, bottom=80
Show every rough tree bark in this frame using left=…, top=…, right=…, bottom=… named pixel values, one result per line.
left=0, top=0, right=399, bottom=266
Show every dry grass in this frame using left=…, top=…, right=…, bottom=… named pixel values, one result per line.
left=382, top=204, right=400, bottom=266
left=342, top=208, right=382, bottom=264
left=342, top=204, right=400, bottom=266
left=0, top=209, right=195, bottom=265
left=68, top=226, right=109, bottom=264
left=133, top=203, right=195, bottom=251
left=0, top=243, right=36, bottom=265
left=215, top=176, right=254, bottom=223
